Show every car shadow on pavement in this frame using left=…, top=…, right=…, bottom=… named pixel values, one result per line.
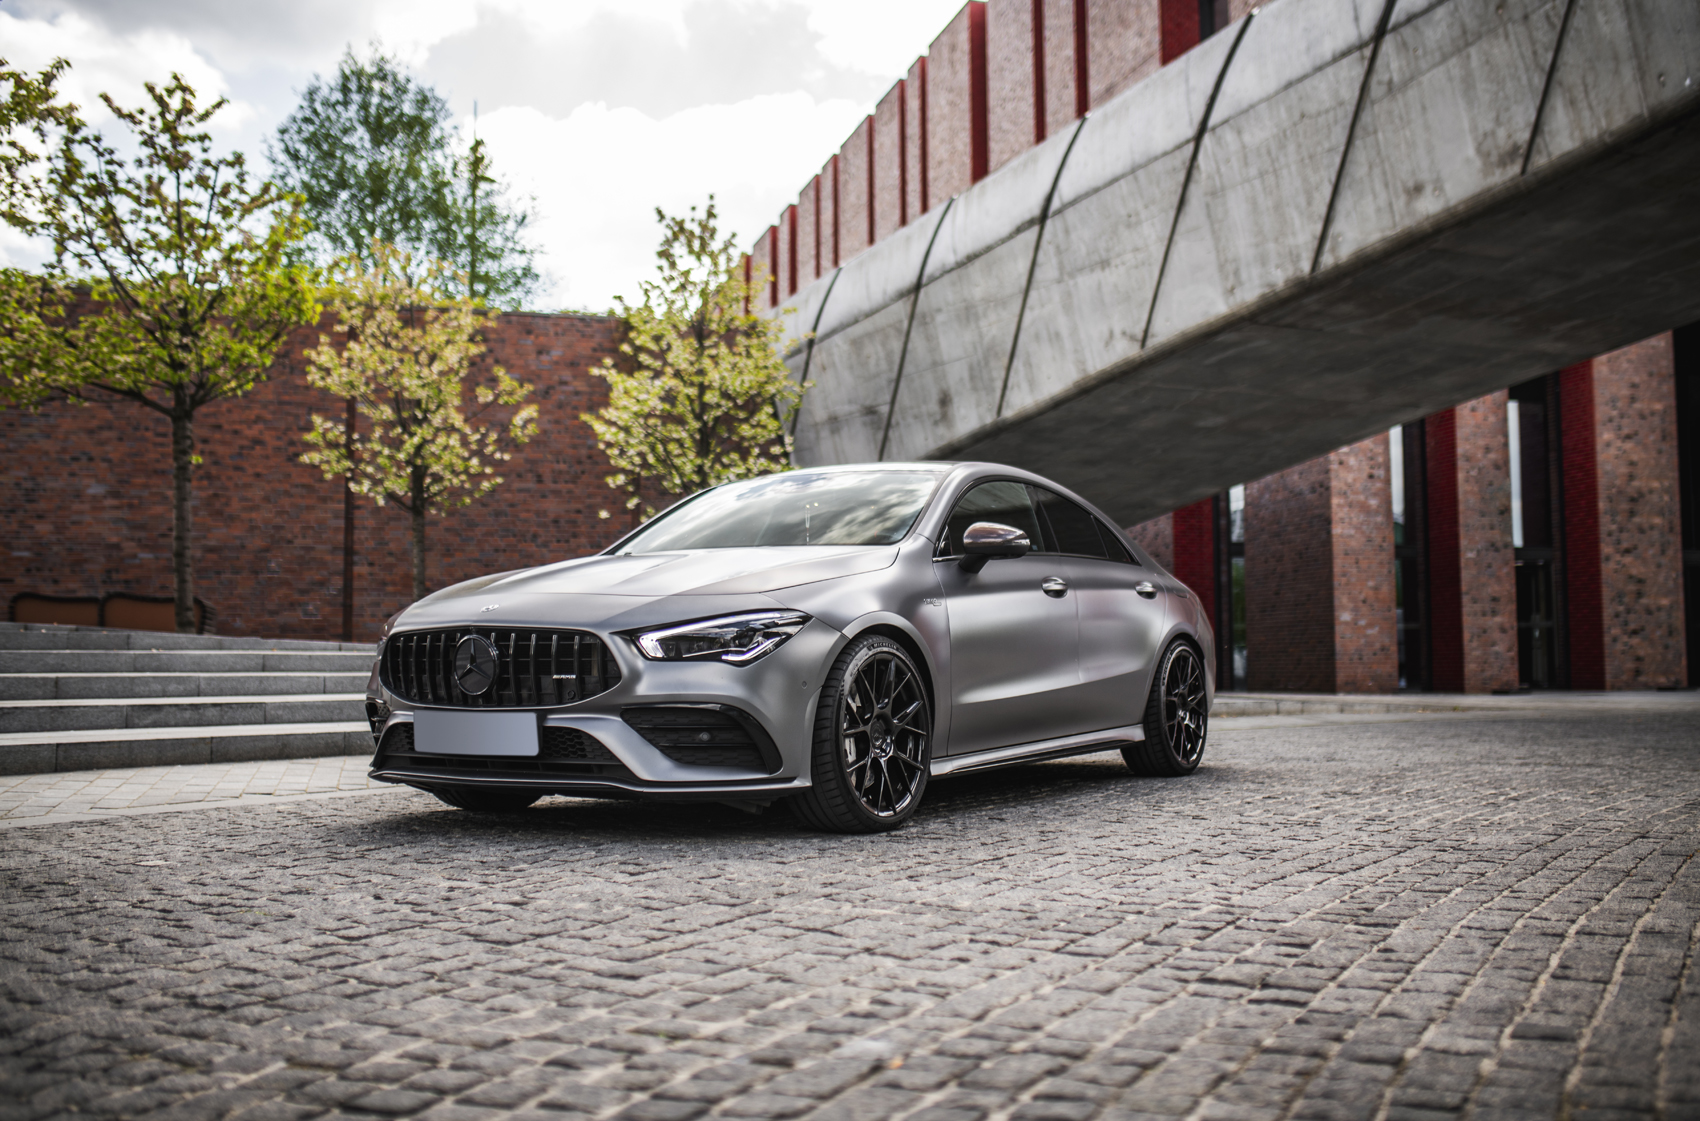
left=341, top=750, right=1231, bottom=845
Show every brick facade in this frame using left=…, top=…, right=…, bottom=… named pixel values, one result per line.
left=926, top=4, right=989, bottom=205
left=1329, top=436, right=1397, bottom=693
left=1088, top=0, right=1162, bottom=105
left=839, top=116, right=875, bottom=261
left=1591, top=334, right=1688, bottom=689
left=873, top=81, right=909, bottom=240
left=1, top=314, right=630, bottom=644
left=987, top=0, right=1040, bottom=173
left=1126, top=511, right=1174, bottom=571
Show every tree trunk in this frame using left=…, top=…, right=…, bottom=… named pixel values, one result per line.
left=410, top=469, right=427, bottom=603
left=170, top=408, right=196, bottom=633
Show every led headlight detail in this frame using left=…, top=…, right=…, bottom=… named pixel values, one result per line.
left=633, top=612, right=810, bottom=665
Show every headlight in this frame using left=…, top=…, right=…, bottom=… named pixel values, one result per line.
left=632, top=611, right=810, bottom=665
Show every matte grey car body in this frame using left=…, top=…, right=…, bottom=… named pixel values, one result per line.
left=365, top=462, right=1214, bottom=825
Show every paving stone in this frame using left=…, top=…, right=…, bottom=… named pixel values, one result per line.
left=1, top=709, right=1698, bottom=1120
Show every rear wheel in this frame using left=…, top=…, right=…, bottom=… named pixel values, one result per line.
left=790, top=634, right=932, bottom=833
left=430, top=785, right=542, bottom=813
left=1122, top=641, right=1208, bottom=777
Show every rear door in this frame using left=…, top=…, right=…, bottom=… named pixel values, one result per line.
left=1031, top=487, right=1169, bottom=732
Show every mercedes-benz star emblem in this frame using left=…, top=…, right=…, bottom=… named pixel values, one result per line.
left=453, top=634, right=500, bottom=696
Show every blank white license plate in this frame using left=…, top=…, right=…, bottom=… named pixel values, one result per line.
left=412, top=710, right=539, bottom=756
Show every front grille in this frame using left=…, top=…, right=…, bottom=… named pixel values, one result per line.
left=623, top=706, right=777, bottom=772
left=375, top=721, right=632, bottom=781
left=380, top=627, right=620, bottom=708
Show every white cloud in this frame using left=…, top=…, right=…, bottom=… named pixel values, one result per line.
left=473, top=91, right=867, bottom=310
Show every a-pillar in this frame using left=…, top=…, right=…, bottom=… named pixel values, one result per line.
left=1425, top=392, right=1518, bottom=693
left=1563, top=337, right=1688, bottom=689
left=1243, top=436, right=1398, bottom=693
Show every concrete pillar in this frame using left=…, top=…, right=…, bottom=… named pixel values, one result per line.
left=873, top=80, right=908, bottom=239
left=1589, top=334, right=1688, bottom=688
left=1426, top=392, right=1519, bottom=693
left=1243, top=435, right=1398, bottom=693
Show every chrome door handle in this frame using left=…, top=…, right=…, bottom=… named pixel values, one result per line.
left=1041, top=576, right=1069, bottom=598
left=1135, top=582, right=1158, bottom=599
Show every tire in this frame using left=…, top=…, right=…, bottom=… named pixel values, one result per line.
left=1122, top=641, right=1208, bottom=777
left=789, top=634, right=932, bottom=833
left=430, top=785, right=543, bottom=812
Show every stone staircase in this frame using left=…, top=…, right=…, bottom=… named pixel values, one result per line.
left=0, top=622, right=375, bottom=775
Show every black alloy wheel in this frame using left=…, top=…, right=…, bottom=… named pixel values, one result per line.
left=1123, top=641, right=1208, bottom=777
left=791, top=634, right=932, bottom=833
left=430, top=785, right=543, bottom=813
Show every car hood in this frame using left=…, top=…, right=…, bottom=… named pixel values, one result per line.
left=397, top=546, right=900, bottom=631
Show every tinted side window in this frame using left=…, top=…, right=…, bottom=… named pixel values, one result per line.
left=943, top=481, right=1042, bottom=554
left=1033, top=488, right=1109, bottom=559
left=1095, top=519, right=1140, bottom=564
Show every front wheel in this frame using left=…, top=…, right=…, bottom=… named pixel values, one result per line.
left=1122, top=641, right=1208, bottom=777
left=430, top=785, right=542, bottom=813
left=790, top=635, right=932, bottom=833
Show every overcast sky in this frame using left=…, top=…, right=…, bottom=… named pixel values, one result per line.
left=0, top=0, right=965, bottom=310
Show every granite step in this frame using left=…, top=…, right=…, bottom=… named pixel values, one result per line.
left=0, top=649, right=375, bottom=675
left=0, top=722, right=374, bottom=775
left=0, top=694, right=368, bottom=735
left=0, top=672, right=371, bottom=701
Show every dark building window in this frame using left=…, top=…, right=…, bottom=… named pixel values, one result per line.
left=1675, top=325, right=1700, bottom=685
left=1392, top=422, right=1429, bottom=690
left=1509, top=375, right=1568, bottom=689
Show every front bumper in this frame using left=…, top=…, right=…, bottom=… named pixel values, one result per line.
left=365, top=617, right=841, bottom=801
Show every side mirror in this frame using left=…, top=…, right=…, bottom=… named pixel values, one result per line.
left=959, top=521, right=1031, bottom=573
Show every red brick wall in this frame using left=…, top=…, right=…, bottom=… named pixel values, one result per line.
left=927, top=4, right=989, bottom=203
left=1045, top=0, right=1084, bottom=135
left=839, top=116, right=875, bottom=261
left=826, top=156, right=842, bottom=269
left=1330, top=435, right=1397, bottom=693
left=874, top=80, right=908, bottom=240
left=1, top=313, right=629, bottom=643
left=1591, top=334, right=1688, bottom=689
left=1157, top=0, right=1199, bottom=64
left=798, top=177, right=820, bottom=285
left=1126, top=511, right=1174, bottom=571
left=783, top=204, right=799, bottom=297
left=1171, top=498, right=1217, bottom=621
left=1245, top=454, right=1335, bottom=692
left=1087, top=0, right=1161, bottom=108
left=988, top=0, right=1039, bottom=173
left=906, top=58, right=930, bottom=219
left=1561, top=361, right=1605, bottom=689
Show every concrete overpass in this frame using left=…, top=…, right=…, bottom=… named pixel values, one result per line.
left=776, top=0, right=1700, bottom=526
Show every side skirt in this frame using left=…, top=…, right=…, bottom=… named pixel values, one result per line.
left=930, top=724, right=1145, bottom=778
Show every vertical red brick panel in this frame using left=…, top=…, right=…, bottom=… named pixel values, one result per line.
left=906, top=58, right=930, bottom=217
left=873, top=80, right=907, bottom=240
left=0, top=314, right=629, bottom=643
left=1244, top=455, right=1336, bottom=692
left=767, top=224, right=780, bottom=307
left=829, top=154, right=841, bottom=267
left=927, top=6, right=980, bottom=203
left=1592, top=334, right=1688, bottom=688
left=838, top=117, right=874, bottom=261
left=1073, top=0, right=1090, bottom=117
left=752, top=227, right=775, bottom=308
left=1126, top=511, right=1174, bottom=571
left=1171, top=498, right=1216, bottom=622
left=987, top=0, right=1040, bottom=174
left=1454, top=392, right=1518, bottom=692
left=1330, top=435, right=1398, bottom=693
left=1032, top=0, right=1048, bottom=143
left=741, top=253, right=751, bottom=314
left=798, top=177, right=819, bottom=283
left=969, top=1, right=990, bottom=184
left=785, top=204, right=799, bottom=297
left=1089, top=0, right=1162, bottom=104
left=1426, top=408, right=1464, bottom=692
left=1158, top=0, right=1201, bottom=63
left=1561, top=361, right=1605, bottom=690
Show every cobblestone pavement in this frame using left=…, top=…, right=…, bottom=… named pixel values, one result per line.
left=0, top=758, right=388, bottom=830
left=1, top=707, right=1697, bottom=1121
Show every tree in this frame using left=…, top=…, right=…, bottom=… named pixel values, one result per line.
left=1, top=57, right=74, bottom=233
left=269, top=47, right=539, bottom=308
left=0, top=74, right=317, bottom=632
left=299, top=242, right=539, bottom=602
left=583, top=198, right=802, bottom=519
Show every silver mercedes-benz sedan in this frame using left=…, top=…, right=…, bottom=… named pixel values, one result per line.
left=365, top=462, right=1213, bottom=833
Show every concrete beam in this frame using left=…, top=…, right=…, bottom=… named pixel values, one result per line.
left=780, top=0, right=1700, bottom=526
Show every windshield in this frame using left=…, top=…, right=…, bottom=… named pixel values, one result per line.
left=614, top=471, right=942, bottom=552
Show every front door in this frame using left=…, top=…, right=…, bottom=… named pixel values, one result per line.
left=936, top=481, right=1087, bottom=755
